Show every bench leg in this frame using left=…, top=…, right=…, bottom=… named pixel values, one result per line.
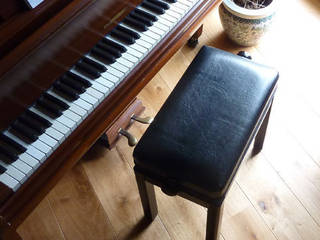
left=135, top=172, right=158, bottom=222
left=206, top=203, right=224, bottom=240
left=253, top=101, right=273, bottom=154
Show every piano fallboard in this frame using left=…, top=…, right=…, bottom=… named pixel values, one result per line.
left=0, top=0, right=221, bottom=231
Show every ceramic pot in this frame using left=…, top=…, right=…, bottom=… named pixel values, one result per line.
left=219, top=0, right=277, bottom=46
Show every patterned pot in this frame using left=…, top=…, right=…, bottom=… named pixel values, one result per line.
left=219, top=0, right=277, bottom=46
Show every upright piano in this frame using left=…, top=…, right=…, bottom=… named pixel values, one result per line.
left=0, top=0, right=220, bottom=238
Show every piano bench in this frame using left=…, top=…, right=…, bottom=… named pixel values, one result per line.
left=133, top=46, right=279, bottom=240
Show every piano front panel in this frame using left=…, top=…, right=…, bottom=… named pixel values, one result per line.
left=0, top=0, right=221, bottom=229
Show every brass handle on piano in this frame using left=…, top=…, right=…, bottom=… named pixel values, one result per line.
left=131, top=115, right=154, bottom=124
left=118, top=128, right=138, bottom=147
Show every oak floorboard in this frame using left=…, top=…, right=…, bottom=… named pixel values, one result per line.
left=81, top=144, right=171, bottom=240
left=235, top=153, right=320, bottom=240
left=46, top=163, right=116, bottom=240
left=17, top=198, right=65, bottom=240
left=263, top=115, right=320, bottom=226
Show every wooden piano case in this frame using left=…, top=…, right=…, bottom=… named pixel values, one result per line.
left=0, top=0, right=221, bottom=238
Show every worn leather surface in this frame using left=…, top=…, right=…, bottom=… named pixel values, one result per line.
left=133, top=46, right=279, bottom=195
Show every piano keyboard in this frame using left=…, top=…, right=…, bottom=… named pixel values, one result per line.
left=0, top=0, right=199, bottom=191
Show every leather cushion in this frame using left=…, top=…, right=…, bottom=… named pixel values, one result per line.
left=133, top=46, right=279, bottom=196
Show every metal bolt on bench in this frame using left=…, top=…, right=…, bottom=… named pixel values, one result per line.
left=133, top=46, right=279, bottom=240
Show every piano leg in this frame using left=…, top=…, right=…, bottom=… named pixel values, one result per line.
left=0, top=217, right=22, bottom=240
left=188, top=24, right=204, bottom=48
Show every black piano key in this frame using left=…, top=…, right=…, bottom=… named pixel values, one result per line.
left=110, top=29, right=135, bottom=45
left=0, top=164, right=6, bottom=174
left=11, top=122, right=38, bottom=143
left=0, top=145, right=18, bottom=163
left=75, top=61, right=101, bottom=79
left=147, top=0, right=170, bottom=10
left=129, top=12, right=153, bottom=27
left=163, top=0, right=177, bottom=3
left=101, top=38, right=126, bottom=53
left=25, top=110, right=52, bottom=128
left=59, top=77, right=86, bottom=94
left=52, top=82, right=80, bottom=101
left=36, top=98, right=63, bottom=118
left=18, top=115, right=45, bottom=135
left=123, top=16, right=148, bottom=32
left=116, top=25, right=140, bottom=39
left=43, top=93, right=70, bottom=110
left=0, top=133, right=26, bottom=153
left=134, top=8, right=158, bottom=22
left=91, top=47, right=116, bottom=64
left=96, top=41, right=122, bottom=58
left=65, top=72, right=92, bottom=88
left=81, top=57, right=107, bottom=73
left=141, top=1, right=165, bottom=14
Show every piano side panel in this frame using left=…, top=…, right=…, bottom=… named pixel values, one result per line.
left=0, top=0, right=221, bottom=228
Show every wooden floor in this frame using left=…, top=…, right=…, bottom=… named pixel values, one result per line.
left=17, top=0, right=320, bottom=239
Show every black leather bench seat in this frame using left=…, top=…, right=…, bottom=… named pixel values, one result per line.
left=133, top=46, right=278, bottom=198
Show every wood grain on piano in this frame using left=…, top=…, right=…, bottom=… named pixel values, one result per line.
left=0, top=0, right=222, bottom=235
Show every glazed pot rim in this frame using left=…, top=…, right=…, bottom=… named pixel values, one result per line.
left=222, top=0, right=277, bottom=19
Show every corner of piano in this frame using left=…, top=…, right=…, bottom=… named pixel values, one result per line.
left=0, top=216, right=22, bottom=240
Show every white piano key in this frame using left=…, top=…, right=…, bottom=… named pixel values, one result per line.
left=166, top=9, right=181, bottom=19
left=45, top=127, right=65, bottom=142
left=32, top=139, right=52, bottom=156
left=129, top=43, right=147, bottom=56
left=52, top=121, right=71, bottom=135
left=140, top=32, right=159, bottom=43
left=6, top=167, right=27, bottom=183
left=90, top=80, right=111, bottom=95
left=117, top=57, right=135, bottom=68
left=26, top=145, right=46, bottom=162
left=86, top=87, right=104, bottom=100
left=56, top=115, right=77, bottom=129
left=107, top=67, right=124, bottom=79
left=136, top=36, right=153, bottom=49
left=73, top=98, right=92, bottom=111
left=0, top=162, right=27, bottom=183
left=95, top=77, right=115, bottom=89
left=38, top=133, right=58, bottom=148
left=69, top=104, right=88, bottom=118
left=178, top=0, right=193, bottom=6
left=157, top=17, right=173, bottom=28
left=139, top=6, right=176, bottom=24
left=47, top=90, right=88, bottom=118
left=101, top=71, right=120, bottom=84
left=63, top=109, right=82, bottom=123
left=69, top=69, right=110, bottom=95
left=148, top=25, right=166, bottom=36
left=12, top=160, right=33, bottom=175
left=106, top=36, right=141, bottom=57
left=29, top=108, right=71, bottom=135
left=19, top=153, right=40, bottom=169
left=170, top=4, right=187, bottom=14
left=4, top=131, right=46, bottom=162
left=0, top=173, right=20, bottom=191
left=81, top=93, right=99, bottom=106
left=153, top=21, right=170, bottom=32
left=121, top=23, right=159, bottom=44
left=122, top=52, right=139, bottom=63
left=110, top=62, right=130, bottom=74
